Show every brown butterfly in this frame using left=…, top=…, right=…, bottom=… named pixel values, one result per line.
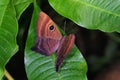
left=31, top=11, right=75, bottom=72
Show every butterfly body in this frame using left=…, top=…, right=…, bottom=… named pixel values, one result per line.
left=31, top=12, right=75, bottom=71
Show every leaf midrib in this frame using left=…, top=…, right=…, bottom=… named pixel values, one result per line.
left=0, top=5, right=8, bottom=27
left=79, top=0, right=120, bottom=17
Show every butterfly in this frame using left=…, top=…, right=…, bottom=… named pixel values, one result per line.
left=31, top=11, right=75, bottom=72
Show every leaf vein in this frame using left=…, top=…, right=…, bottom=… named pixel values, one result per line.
left=80, top=1, right=120, bottom=17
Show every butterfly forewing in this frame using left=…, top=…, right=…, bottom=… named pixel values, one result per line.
left=32, top=12, right=62, bottom=55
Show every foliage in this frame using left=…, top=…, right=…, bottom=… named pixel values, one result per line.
left=0, top=0, right=87, bottom=80
left=0, top=0, right=18, bottom=79
left=0, top=0, right=120, bottom=80
left=49, top=0, right=120, bottom=32
left=25, top=2, right=87, bottom=80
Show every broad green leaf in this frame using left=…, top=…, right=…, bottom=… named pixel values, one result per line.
left=0, top=0, right=18, bottom=79
left=13, top=0, right=33, bottom=19
left=49, top=0, right=120, bottom=32
left=25, top=2, right=87, bottom=80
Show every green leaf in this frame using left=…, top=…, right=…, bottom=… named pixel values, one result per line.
left=13, top=0, right=33, bottom=19
left=0, top=0, right=18, bottom=79
left=49, top=0, right=120, bottom=32
left=25, top=2, right=87, bottom=80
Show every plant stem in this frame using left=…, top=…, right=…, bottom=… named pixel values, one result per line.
left=5, top=69, right=14, bottom=80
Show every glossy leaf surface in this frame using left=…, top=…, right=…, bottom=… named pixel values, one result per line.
left=49, top=0, right=120, bottom=32
left=0, top=0, right=18, bottom=79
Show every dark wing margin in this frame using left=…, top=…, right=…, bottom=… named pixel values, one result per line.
left=55, top=34, right=75, bottom=72
left=31, top=37, right=60, bottom=56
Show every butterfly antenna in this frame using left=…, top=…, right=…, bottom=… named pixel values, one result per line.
left=64, top=20, right=67, bottom=32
